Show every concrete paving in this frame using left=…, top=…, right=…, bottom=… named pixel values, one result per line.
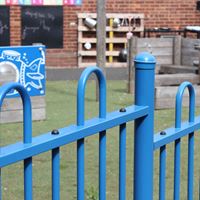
left=46, top=67, right=128, bottom=80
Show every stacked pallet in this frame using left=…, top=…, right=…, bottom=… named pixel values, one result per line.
left=77, top=13, right=144, bottom=68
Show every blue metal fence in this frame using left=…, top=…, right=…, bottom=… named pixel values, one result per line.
left=0, top=52, right=199, bottom=199
left=154, top=81, right=196, bottom=200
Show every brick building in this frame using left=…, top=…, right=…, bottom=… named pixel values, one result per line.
left=3, top=0, right=200, bottom=68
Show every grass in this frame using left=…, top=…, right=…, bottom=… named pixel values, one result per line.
left=1, top=80, right=200, bottom=199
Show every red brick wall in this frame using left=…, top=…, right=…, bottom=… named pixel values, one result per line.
left=10, top=6, right=21, bottom=46
left=9, top=0, right=200, bottom=68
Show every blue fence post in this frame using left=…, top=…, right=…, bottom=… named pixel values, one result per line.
left=134, top=52, right=156, bottom=200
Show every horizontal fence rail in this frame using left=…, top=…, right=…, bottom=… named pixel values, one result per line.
left=154, top=117, right=200, bottom=149
left=0, top=104, right=148, bottom=168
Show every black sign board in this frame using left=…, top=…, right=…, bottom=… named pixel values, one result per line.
left=197, top=1, right=200, bottom=10
left=0, top=6, right=10, bottom=46
left=21, top=6, right=63, bottom=48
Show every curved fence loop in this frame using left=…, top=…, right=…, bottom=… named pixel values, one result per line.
left=77, top=66, right=106, bottom=126
left=175, top=81, right=195, bottom=128
left=0, top=82, right=32, bottom=143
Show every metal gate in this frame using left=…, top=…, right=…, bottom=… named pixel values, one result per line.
left=0, top=52, right=198, bottom=200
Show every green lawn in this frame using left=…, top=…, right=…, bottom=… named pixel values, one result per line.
left=1, top=80, right=200, bottom=199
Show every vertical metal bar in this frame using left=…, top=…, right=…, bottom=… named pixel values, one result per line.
left=134, top=52, right=156, bottom=200
left=199, top=176, right=200, bottom=200
left=0, top=168, right=2, bottom=200
left=98, top=69, right=107, bottom=200
left=175, top=81, right=195, bottom=200
left=21, top=84, right=33, bottom=200
left=188, top=132, right=194, bottom=200
left=159, top=145, right=166, bottom=200
left=77, top=139, right=84, bottom=200
left=0, top=83, right=33, bottom=200
left=99, top=130, right=106, bottom=200
left=24, top=157, right=32, bottom=200
left=187, top=83, right=195, bottom=200
left=52, top=147, right=60, bottom=200
left=77, top=78, right=85, bottom=200
left=174, top=138, right=181, bottom=200
left=77, top=67, right=106, bottom=200
left=77, top=69, right=86, bottom=200
left=119, top=123, right=126, bottom=200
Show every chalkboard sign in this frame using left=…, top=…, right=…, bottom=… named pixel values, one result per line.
left=21, top=6, right=63, bottom=48
left=0, top=6, right=10, bottom=46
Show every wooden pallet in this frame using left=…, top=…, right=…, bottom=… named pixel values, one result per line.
left=155, top=73, right=199, bottom=86
left=77, top=13, right=144, bottom=68
left=159, top=65, right=198, bottom=74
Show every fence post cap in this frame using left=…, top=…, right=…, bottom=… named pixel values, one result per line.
left=134, top=52, right=156, bottom=69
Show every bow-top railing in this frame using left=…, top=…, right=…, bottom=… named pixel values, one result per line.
left=1, top=52, right=199, bottom=200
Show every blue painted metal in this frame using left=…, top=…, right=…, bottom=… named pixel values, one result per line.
left=134, top=52, right=156, bottom=200
left=0, top=83, right=32, bottom=143
left=154, top=81, right=196, bottom=200
left=99, top=129, right=106, bottom=200
left=52, top=147, right=60, bottom=200
left=0, top=82, right=32, bottom=200
left=159, top=145, right=166, bottom=200
left=154, top=117, right=200, bottom=149
left=175, top=82, right=195, bottom=200
left=77, top=66, right=107, bottom=200
left=77, top=137, right=84, bottom=200
left=0, top=104, right=148, bottom=168
left=175, top=82, right=195, bottom=128
left=0, top=54, right=199, bottom=200
left=188, top=132, right=194, bottom=200
left=24, top=157, right=32, bottom=200
left=0, top=169, right=1, bottom=200
left=174, top=138, right=181, bottom=200
left=77, top=66, right=106, bottom=124
left=0, top=45, right=46, bottom=97
left=119, top=123, right=126, bottom=200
